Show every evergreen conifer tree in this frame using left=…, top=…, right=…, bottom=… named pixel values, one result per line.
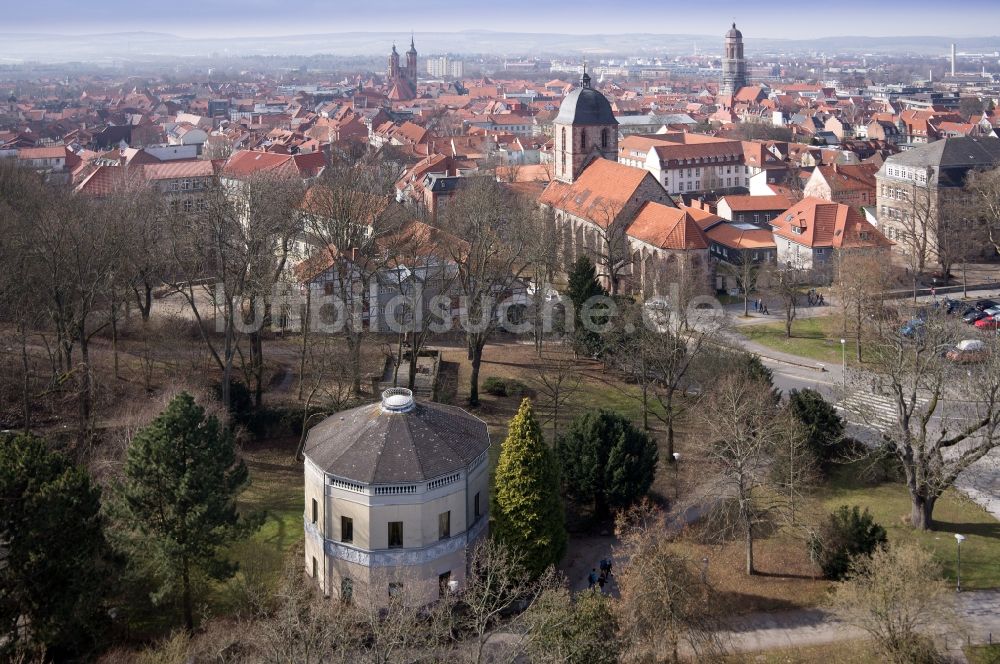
left=0, top=434, right=114, bottom=658
left=492, top=398, right=567, bottom=577
left=557, top=409, right=658, bottom=514
left=110, top=392, right=259, bottom=630
left=565, top=256, right=607, bottom=357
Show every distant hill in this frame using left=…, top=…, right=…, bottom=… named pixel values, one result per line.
left=0, top=30, right=996, bottom=63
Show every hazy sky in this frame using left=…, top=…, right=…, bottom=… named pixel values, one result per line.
left=6, top=0, right=1000, bottom=39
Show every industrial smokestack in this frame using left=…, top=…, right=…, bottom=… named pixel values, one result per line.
left=951, top=43, right=957, bottom=77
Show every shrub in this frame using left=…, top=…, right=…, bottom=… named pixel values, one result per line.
left=483, top=376, right=507, bottom=396
left=810, top=505, right=887, bottom=580
left=483, top=376, right=528, bottom=397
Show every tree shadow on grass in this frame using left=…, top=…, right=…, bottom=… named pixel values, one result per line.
left=931, top=520, right=1000, bottom=540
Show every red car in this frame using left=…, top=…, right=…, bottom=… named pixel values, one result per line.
left=974, top=315, right=1000, bottom=331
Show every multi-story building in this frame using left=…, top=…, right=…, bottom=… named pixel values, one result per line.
left=426, top=56, right=464, bottom=79
left=618, top=133, right=748, bottom=195
left=875, top=136, right=1000, bottom=266
left=770, top=197, right=892, bottom=272
left=303, top=388, right=491, bottom=606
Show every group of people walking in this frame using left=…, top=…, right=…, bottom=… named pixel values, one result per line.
left=752, top=298, right=769, bottom=315
left=807, top=288, right=825, bottom=306
left=587, top=558, right=614, bottom=592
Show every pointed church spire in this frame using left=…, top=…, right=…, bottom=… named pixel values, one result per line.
left=581, top=60, right=591, bottom=88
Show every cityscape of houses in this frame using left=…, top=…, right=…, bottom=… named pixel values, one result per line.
left=5, top=17, right=1000, bottom=658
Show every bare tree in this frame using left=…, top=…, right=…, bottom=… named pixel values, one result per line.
left=848, top=313, right=1000, bottom=530
left=830, top=543, right=957, bottom=664
left=349, top=567, right=452, bottom=664
left=25, top=190, right=124, bottom=447
left=165, top=171, right=303, bottom=413
left=613, top=501, right=723, bottom=663
left=585, top=201, right=632, bottom=297
left=894, top=170, right=936, bottom=300
left=457, top=538, right=550, bottom=664
left=833, top=250, right=895, bottom=362
left=765, top=265, right=804, bottom=338
left=698, top=371, right=783, bottom=575
left=526, top=206, right=560, bottom=357
left=719, top=250, right=764, bottom=317
left=966, top=165, right=1000, bottom=257
left=303, top=154, right=409, bottom=395
left=441, top=177, right=533, bottom=405
left=530, top=348, right=582, bottom=443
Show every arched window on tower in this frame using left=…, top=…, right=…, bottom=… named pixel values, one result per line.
left=580, top=130, right=586, bottom=149
left=561, top=127, right=567, bottom=151
left=601, top=128, right=609, bottom=149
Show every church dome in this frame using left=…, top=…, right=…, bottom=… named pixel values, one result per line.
left=303, top=388, right=490, bottom=484
left=726, top=22, right=743, bottom=39
left=554, top=72, right=618, bottom=126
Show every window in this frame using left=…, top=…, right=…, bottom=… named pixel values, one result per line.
left=388, top=582, right=403, bottom=598
left=311, top=556, right=318, bottom=578
left=311, top=498, right=318, bottom=525
left=341, top=516, right=353, bottom=543
left=439, top=511, right=451, bottom=540
left=183, top=199, right=193, bottom=213
left=341, top=578, right=353, bottom=603
left=388, top=521, right=403, bottom=548
left=561, top=127, right=567, bottom=149
left=474, top=492, right=481, bottom=519
left=601, top=128, right=609, bottom=149
left=580, top=130, right=586, bottom=149
left=439, top=571, right=452, bottom=598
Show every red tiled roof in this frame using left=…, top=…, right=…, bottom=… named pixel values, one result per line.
left=719, top=194, right=793, bottom=212
left=628, top=202, right=710, bottom=250
left=539, top=159, right=664, bottom=228
left=705, top=223, right=776, bottom=249
left=770, top=197, right=891, bottom=250
left=143, top=160, right=215, bottom=180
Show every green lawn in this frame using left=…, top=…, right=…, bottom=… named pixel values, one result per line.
left=741, top=316, right=860, bottom=366
left=820, top=464, right=1000, bottom=590
left=966, top=643, right=1000, bottom=664
left=210, top=441, right=304, bottom=612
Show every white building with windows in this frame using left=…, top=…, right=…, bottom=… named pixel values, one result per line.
left=302, top=388, right=491, bottom=605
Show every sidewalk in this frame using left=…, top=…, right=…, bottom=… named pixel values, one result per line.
left=709, top=590, right=1000, bottom=658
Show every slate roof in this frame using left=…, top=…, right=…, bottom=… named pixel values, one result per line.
left=881, top=137, right=1000, bottom=187
left=554, top=74, right=618, bottom=126
left=303, top=398, right=490, bottom=484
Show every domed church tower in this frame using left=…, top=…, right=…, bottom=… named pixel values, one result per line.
left=552, top=67, right=619, bottom=184
left=721, top=22, right=748, bottom=96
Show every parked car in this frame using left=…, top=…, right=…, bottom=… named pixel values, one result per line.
left=975, top=299, right=999, bottom=311
left=974, top=315, right=1000, bottom=331
left=964, top=310, right=989, bottom=324
left=940, top=298, right=963, bottom=315
left=946, top=339, right=989, bottom=364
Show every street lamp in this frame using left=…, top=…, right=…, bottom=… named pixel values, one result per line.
left=955, top=533, right=966, bottom=592
left=672, top=452, right=680, bottom=499
left=840, top=338, right=847, bottom=390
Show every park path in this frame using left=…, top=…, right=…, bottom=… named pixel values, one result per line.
left=701, top=589, right=1000, bottom=659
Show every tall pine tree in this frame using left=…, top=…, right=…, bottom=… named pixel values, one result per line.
left=0, top=434, right=114, bottom=658
left=492, top=398, right=567, bottom=578
left=110, top=392, right=259, bottom=630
